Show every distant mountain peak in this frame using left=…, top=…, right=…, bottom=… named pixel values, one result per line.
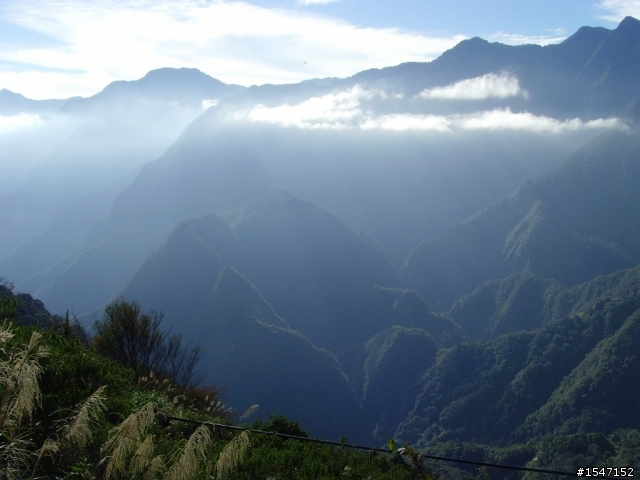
left=0, top=88, right=25, bottom=99
left=139, top=67, right=222, bottom=84
left=465, top=36, right=490, bottom=45
left=559, top=25, right=610, bottom=50
left=144, top=66, right=204, bottom=76
left=617, top=15, right=640, bottom=31
left=610, top=15, right=640, bottom=44
left=60, top=66, right=245, bottom=113
left=449, top=36, right=491, bottom=52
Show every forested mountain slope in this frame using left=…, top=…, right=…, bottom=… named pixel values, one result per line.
left=406, top=128, right=640, bottom=310
left=450, top=264, right=640, bottom=340
left=396, top=269, right=640, bottom=447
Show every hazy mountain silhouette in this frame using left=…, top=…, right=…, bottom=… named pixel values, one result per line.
left=39, top=121, right=593, bottom=316
left=361, top=326, right=441, bottom=442
left=0, top=177, right=134, bottom=293
left=227, top=195, right=401, bottom=350
left=0, top=89, right=67, bottom=115
left=0, top=69, right=246, bottom=260
left=61, top=67, right=244, bottom=114
left=118, top=200, right=468, bottom=441
left=42, top=129, right=273, bottom=315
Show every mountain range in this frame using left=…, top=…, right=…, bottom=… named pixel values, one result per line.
left=1, top=16, right=640, bottom=466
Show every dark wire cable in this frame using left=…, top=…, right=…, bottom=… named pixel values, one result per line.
left=163, top=414, right=576, bottom=477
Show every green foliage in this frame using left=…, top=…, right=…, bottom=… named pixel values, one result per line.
left=0, top=323, right=133, bottom=478
left=397, top=287, right=640, bottom=448
left=221, top=416, right=422, bottom=479
left=94, top=298, right=202, bottom=386
left=136, top=374, right=229, bottom=419
left=0, top=323, right=48, bottom=479
left=252, top=415, right=309, bottom=437
left=0, top=322, right=112, bottom=479
left=40, top=326, right=133, bottom=411
left=524, top=432, right=617, bottom=480
left=95, top=404, right=422, bottom=480
left=450, top=263, right=640, bottom=341
left=519, top=308, right=640, bottom=439
left=0, top=296, right=18, bottom=321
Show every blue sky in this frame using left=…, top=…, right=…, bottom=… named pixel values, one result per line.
left=0, top=0, right=638, bottom=99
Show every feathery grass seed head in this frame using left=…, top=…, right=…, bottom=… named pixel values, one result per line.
left=214, top=431, right=250, bottom=480
left=143, top=455, right=166, bottom=480
left=63, top=385, right=107, bottom=448
left=163, top=425, right=213, bottom=480
left=101, top=402, right=156, bottom=480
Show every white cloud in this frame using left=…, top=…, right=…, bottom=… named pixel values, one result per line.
left=418, top=73, right=522, bottom=100
left=488, top=31, right=566, bottom=46
left=363, top=111, right=623, bottom=133
left=361, top=114, right=452, bottom=132
left=0, top=0, right=465, bottom=99
left=243, top=85, right=375, bottom=129
left=454, top=109, right=623, bottom=133
left=596, top=0, right=640, bottom=22
left=237, top=87, right=624, bottom=134
left=0, top=113, right=41, bottom=134
left=202, top=99, right=219, bottom=110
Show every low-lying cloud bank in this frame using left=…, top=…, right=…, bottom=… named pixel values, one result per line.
left=363, top=110, right=622, bottom=133
left=244, top=86, right=375, bottom=129
left=418, top=73, right=524, bottom=100
left=235, top=86, right=623, bottom=134
left=0, top=113, right=41, bottom=134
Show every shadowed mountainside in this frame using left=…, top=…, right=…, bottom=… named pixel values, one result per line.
left=122, top=195, right=402, bottom=352
left=188, top=266, right=369, bottom=443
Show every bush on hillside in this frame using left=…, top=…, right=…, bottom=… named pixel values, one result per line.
left=94, top=298, right=202, bottom=386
